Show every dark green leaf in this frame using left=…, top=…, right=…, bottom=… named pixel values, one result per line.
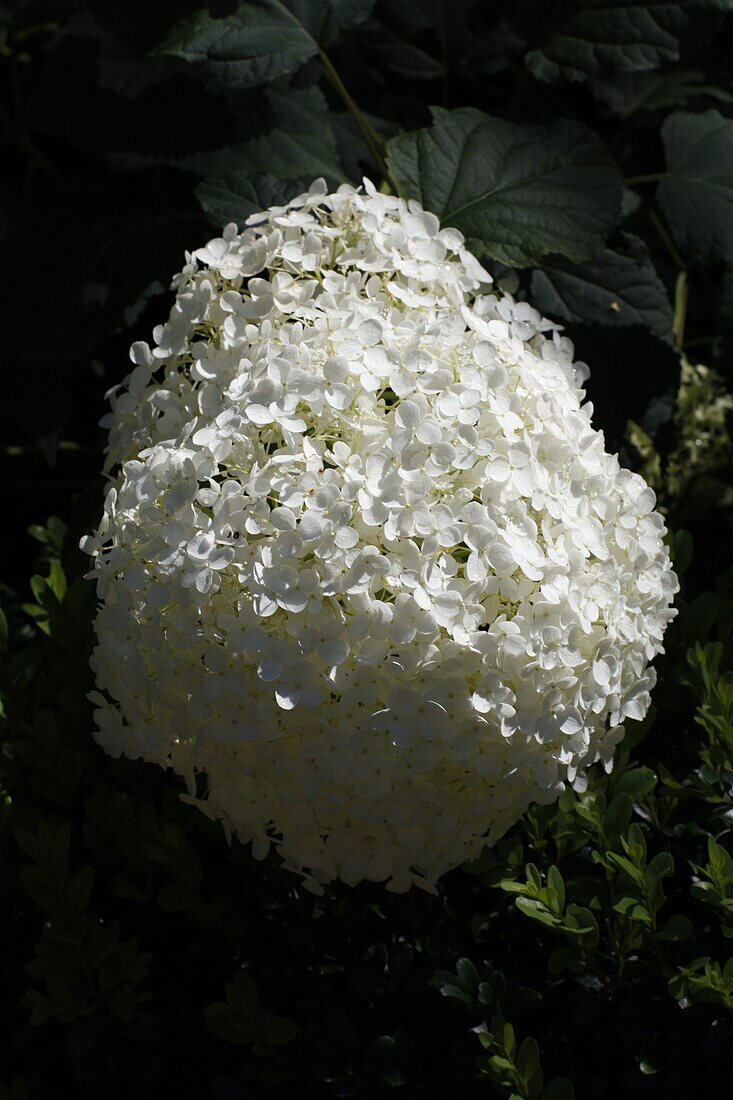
left=278, top=0, right=376, bottom=45
left=156, top=0, right=375, bottom=91
left=615, top=767, right=658, bottom=799
left=658, top=109, right=733, bottom=264
left=656, top=914, right=693, bottom=940
left=20, top=866, right=62, bottom=913
left=155, top=1, right=318, bottom=91
left=386, top=107, right=622, bottom=266
left=196, top=87, right=347, bottom=224
left=542, top=1078, right=576, bottom=1100
left=531, top=233, right=673, bottom=341
left=603, top=793, right=634, bottom=841
left=197, top=172, right=312, bottom=228
left=516, top=897, right=558, bottom=928
left=591, top=68, right=733, bottom=118
left=226, top=970, right=260, bottom=1012
left=66, top=866, right=95, bottom=913
left=526, top=1, right=731, bottom=84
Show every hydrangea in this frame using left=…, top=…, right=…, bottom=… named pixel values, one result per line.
left=82, top=178, right=679, bottom=895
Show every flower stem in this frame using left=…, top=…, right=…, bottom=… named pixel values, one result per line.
left=318, top=48, right=392, bottom=188
left=624, top=173, right=664, bottom=186
left=650, top=208, right=686, bottom=272
left=673, top=271, right=688, bottom=350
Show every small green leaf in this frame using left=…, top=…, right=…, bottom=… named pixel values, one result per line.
left=542, top=1078, right=576, bottom=1100
left=547, top=866, right=566, bottom=913
left=20, top=866, right=62, bottom=913
left=516, top=897, right=558, bottom=928
left=516, top=1036, right=540, bottom=1085
left=656, top=914, right=693, bottom=941
left=226, top=969, right=260, bottom=1013
left=66, top=866, right=95, bottom=913
left=615, top=767, right=657, bottom=800
left=613, top=895, right=652, bottom=923
left=604, top=793, right=634, bottom=842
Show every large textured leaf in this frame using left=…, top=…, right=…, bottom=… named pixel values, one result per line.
left=283, top=0, right=376, bottom=45
left=531, top=233, right=673, bottom=341
left=658, top=109, right=733, bottom=264
left=526, top=0, right=732, bottom=84
left=155, top=2, right=314, bottom=90
left=591, top=69, right=733, bottom=118
left=156, top=0, right=374, bottom=91
left=196, top=88, right=349, bottom=225
left=197, top=173, right=313, bottom=228
left=385, top=107, right=622, bottom=267
left=233, top=87, right=346, bottom=180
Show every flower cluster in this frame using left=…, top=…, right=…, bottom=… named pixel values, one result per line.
left=83, top=178, right=678, bottom=894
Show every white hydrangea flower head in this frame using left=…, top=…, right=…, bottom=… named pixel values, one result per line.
left=83, top=177, right=679, bottom=895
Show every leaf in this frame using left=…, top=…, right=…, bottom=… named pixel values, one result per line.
left=277, top=0, right=376, bottom=45
left=362, top=23, right=445, bottom=81
left=516, top=897, right=558, bottom=928
left=456, top=957, right=480, bottom=994
left=157, top=882, right=196, bottom=912
left=197, top=172, right=312, bottom=229
left=679, top=591, right=720, bottom=645
left=20, top=866, right=62, bottom=914
left=613, top=895, right=652, bottom=923
left=156, top=0, right=375, bottom=91
left=226, top=970, right=260, bottom=1013
left=155, top=1, right=316, bottom=90
left=204, top=1003, right=257, bottom=1044
left=517, top=1036, right=540, bottom=1081
left=604, top=793, right=634, bottom=842
left=658, top=109, right=733, bottom=264
left=525, top=0, right=732, bottom=85
left=615, top=767, right=658, bottom=800
left=245, top=87, right=347, bottom=179
left=547, top=866, right=566, bottom=913
left=542, top=1078, right=576, bottom=1100
left=386, top=107, right=622, bottom=267
left=531, top=233, right=673, bottom=342
left=671, top=530, right=694, bottom=576
left=591, top=68, right=733, bottom=118
left=656, top=914, right=693, bottom=941
left=66, top=867, right=95, bottom=913
left=196, top=87, right=348, bottom=225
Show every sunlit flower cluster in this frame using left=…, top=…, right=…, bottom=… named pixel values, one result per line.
left=83, top=178, right=678, bottom=894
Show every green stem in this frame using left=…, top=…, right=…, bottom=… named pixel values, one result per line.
left=318, top=48, right=392, bottom=187
left=624, top=173, right=664, bottom=186
left=650, top=208, right=686, bottom=272
left=673, top=271, right=688, bottom=350
left=683, top=335, right=717, bottom=350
